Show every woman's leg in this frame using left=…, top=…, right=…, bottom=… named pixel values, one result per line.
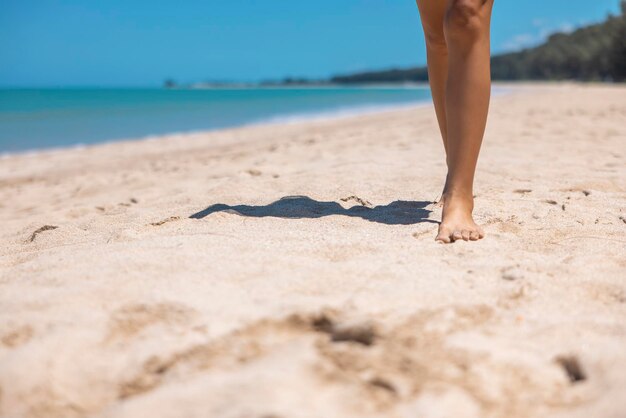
left=436, top=0, right=493, bottom=243
left=415, top=0, right=450, bottom=155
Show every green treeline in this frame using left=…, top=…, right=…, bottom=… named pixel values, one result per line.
left=331, top=1, right=626, bottom=84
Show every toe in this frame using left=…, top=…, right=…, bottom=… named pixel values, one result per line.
left=477, top=227, right=485, bottom=239
left=436, top=234, right=452, bottom=243
left=469, top=231, right=480, bottom=241
left=461, top=230, right=470, bottom=241
left=452, top=230, right=463, bottom=242
left=435, top=228, right=452, bottom=243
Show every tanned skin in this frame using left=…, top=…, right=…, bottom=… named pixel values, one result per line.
left=415, top=0, right=494, bottom=243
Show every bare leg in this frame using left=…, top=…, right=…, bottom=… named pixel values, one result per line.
left=416, top=0, right=493, bottom=243
left=436, top=0, right=493, bottom=243
left=416, top=0, right=449, bottom=155
left=416, top=0, right=449, bottom=205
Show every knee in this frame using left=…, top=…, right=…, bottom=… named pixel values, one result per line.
left=424, top=30, right=448, bottom=53
left=420, top=18, right=447, bottom=53
left=444, top=0, right=485, bottom=43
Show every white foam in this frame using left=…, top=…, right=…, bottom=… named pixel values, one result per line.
left=246, top=100, right=431, bottom=127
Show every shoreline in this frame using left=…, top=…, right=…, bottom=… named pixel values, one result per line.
left=0, top=99, right=432, bottom=159
left=0, top=83, right=545, bottom=158
left=0, top=82, right=598, bottom=159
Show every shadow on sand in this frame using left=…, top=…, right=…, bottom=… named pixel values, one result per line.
left=190, top=195, right=438, bottom=225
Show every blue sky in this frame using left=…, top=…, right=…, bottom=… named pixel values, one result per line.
left=0, top=0, right=621, bottom=87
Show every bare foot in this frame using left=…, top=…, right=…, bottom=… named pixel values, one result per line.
left=436, top=192, right=484, bottom=243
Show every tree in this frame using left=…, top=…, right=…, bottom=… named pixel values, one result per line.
left=608, top=1, right=626, bottom=81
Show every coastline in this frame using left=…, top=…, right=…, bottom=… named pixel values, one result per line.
left=1, top=83, right=625, bottom=418
left=0, top=100, right=432, bottom=159
left=0, top=85, right=431, bottom=156
left=0, top=83, right=565, bottom=158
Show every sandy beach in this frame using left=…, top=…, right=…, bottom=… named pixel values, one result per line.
left=0, top=83, right=625, bottom=418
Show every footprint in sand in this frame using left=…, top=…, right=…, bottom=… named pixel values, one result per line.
left=27, top=225, right=58, bottom=242
left=311, top=313, right=376, bottom=346
left=114, top=305, right=574, bottom=417
left=412, top=229, right=436, bottom=240
left=119, top=198, right=140, bottom=207
left=106, top=302, right=198, bottom=341
left=1, top=325, right=34, bottom=348
left=149, top=216, right=180, bottom=226
left=501, top=264, right=524, bottom=281
left=555, top=355, right=586, bottom=384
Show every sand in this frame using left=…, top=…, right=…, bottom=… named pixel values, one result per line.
left=0, top=83, right=625, bottom=418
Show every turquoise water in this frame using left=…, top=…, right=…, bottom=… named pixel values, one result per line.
left=0, top=87, right=431, bottom=153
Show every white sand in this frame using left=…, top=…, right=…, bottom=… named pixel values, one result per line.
left=0, top=84, right=625, bottom=418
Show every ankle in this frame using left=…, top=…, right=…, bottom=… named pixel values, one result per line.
left=442, top=187, right=473, bottom=201
left=442, top=189, right=474, bottom=212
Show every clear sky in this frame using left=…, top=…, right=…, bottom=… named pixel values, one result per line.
left=0, top=0, right=621, bottom=87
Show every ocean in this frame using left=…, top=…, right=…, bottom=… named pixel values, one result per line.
left=0, top=86, right=431, bottom=154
